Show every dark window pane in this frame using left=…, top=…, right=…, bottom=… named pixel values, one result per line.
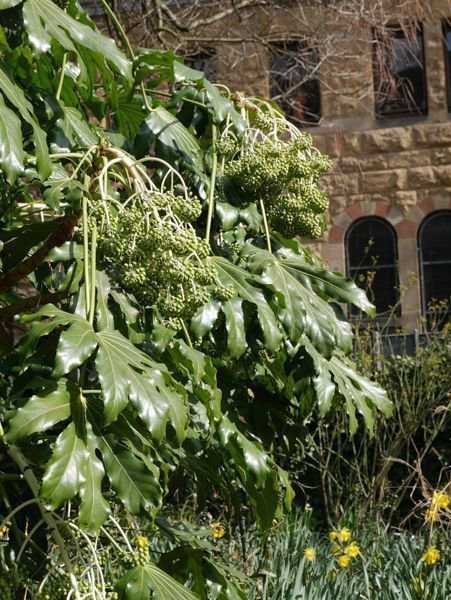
left=350, top=266, right=399, bottom=315
left=444, top=21, right=451, bottom=113
left=346, top=217, right=399, bottom=316
left=270, top=41, right=320, bottom=126
left=185, top=49, right=217, bottom=82
left=347, top=218, right=397, bottom=268
left=419, top=211, right=451, bottom=322
left=423, top=264, right=451, bottom=305
left=420, top=211, right=451, bottom=262
left=373, top=25, right=427, bottom=117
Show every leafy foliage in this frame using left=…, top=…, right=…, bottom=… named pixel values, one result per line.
left=0, top=2, right=389, bottom=597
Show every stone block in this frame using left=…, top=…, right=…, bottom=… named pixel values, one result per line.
left=360, top=127, right=413, bottom=153
left=411, top=123, right=451, bottom=147
left=322, top=173, right=360, bottom=195
left=361, top=169, right=407, bottom=193
left=433, top=165, right=451, bottom=186
left=407, top=167, right=437, bottom=189
left=386, top=150, right=431, bottom=169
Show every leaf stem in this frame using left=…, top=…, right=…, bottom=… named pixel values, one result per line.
left=56, top=53, right=68, bottom=102
left=205, top=123, right=218, bottom=243
left=89, top=224, right=97, bottom=326
left=259, top=197, right=272, bottom=253
left=82, top=196, right=91, bottom=318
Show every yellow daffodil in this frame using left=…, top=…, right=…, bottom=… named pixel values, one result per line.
left=337, top=554, right=351, bottom=568
left=210, top=522, right=225, bottom=540
left=338, top=528, right=352, bottom=543
left=431, top=491, right=449, bottom=510
left=329, top=530, right=339, bottom=541
left=421, top=546, right=440, bottom=566
left=303, top=547, right=316, bottom=561
left=345, top=542, right=360, bottom=558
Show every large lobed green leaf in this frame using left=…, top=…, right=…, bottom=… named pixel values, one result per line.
left=20, top=302, right=188, bottom=442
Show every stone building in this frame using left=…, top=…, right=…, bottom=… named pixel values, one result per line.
left=86, top=0, right=451, bottom=332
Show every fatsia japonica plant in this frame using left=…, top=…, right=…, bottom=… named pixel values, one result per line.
left=0, top=0, right=391, bottom=597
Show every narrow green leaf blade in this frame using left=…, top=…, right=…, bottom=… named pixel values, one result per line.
left=79, top=427, right=110, bottom=532
left=0, top=96, right=24, bottom=182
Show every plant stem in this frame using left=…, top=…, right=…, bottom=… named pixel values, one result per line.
left=82, top=196, right=91, bottom=318
left=181, top=320, right=193, bottom=348
left=205, top=123, right=218, bottom=243
left=89, top=224, right=97, bottom=326
left=259, top=197, right=272, bottom=253
left=56, top=53, right=68, bottom=101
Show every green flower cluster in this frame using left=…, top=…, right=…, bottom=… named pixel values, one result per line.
left=93, top=191, right=230, bottom=319
left=223, top=136, right=331, bottom=238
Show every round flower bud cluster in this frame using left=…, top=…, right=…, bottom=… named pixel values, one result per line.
left=135, top=535, right=150, bottom=567
left=92, top=191, right=222, bottom=319
left=223, top=135, right=331, bottom=239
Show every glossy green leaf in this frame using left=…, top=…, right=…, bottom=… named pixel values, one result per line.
left=144, top=106, right=204, bottom=174
left=24, top=0, right=131, bottom=79
left=0, top=0, right=22, bottom=9
left=117, top=563, right=198, bottom=600
left=57, top=105, right=98, bottom=147
left=41, top=422, right=89, bottom=508
left=0, top=66, right=51, bottom=178
left=95, top=270, right=115, bottom=330
left=102, top=441, right=162, bottom=514
left=79, top=426, right=110, bottom=532
left=0, top=95, right=24, bottom=182
left=245, top=246, right=352, bottom=355
left=54, top=317, right=98, bottom=376
left=96, top=329, right=187, bottom=440
left=6, top=380, right=70, bottom=442
left=214, top=256, right=282, bottom=352
left=191, top=301, right=220, bottom=339
left=218, top=416, right=281, bottom=530
left=302, top=337, right=392, bottom=434
left=222, top=298, right=247, bottom=358
left=276, top=247, right=375, bottom=316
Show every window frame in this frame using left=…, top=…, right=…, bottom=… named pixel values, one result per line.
left=418, top=210, right=451, bottom=318
left=443, top=19, right=451, bottom=113
left=372, top=23, right=428, bottom=119
left=269, top=39, right=321, bottom=127
left=345, top=216, right=400, bottom=318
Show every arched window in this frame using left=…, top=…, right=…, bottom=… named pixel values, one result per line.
left=418, top=210, right=451, bottom=321
left=346, top=217, right=399, bottom=316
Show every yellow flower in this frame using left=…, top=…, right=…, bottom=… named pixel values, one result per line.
left=432, top=491, right=449, bottom=510
left=338, top=528, right=352, bottom=543
left=0, top=525, right=9, bottom=540
left=303, top=547, right=316, bottom=561
left=337, top=554, right=351, bottom=568
left=425, top=506, right=440, bottom=523
left=210, top=522, right=225, bottom=540
left=329, top=530, right=339, bottom=541
left=421, top=546, right=440, bottom=566
left=345, top=542, right=360, bottom=558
